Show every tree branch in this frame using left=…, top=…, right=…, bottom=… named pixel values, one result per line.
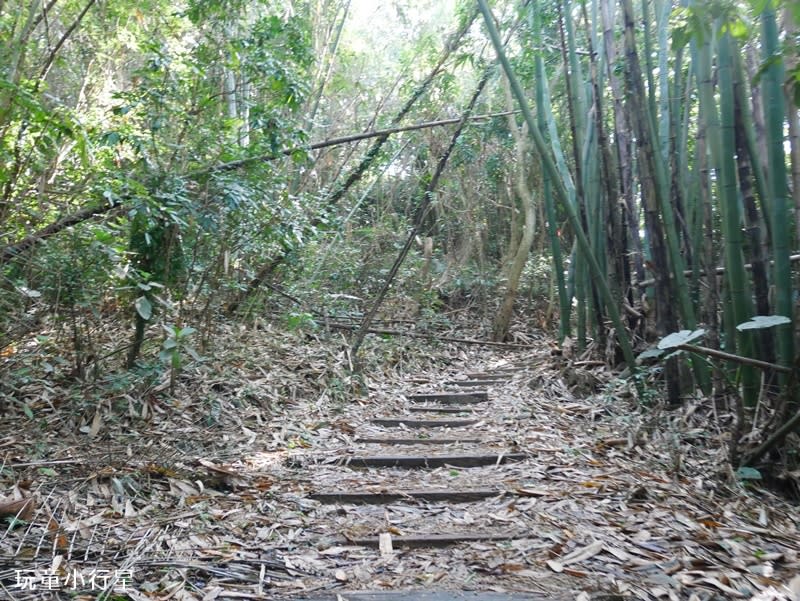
left=191, top=110, right=518, bottom=178
left=326, top=321, right=537, bottom=350
left=637, top=254, right=800, bottom=288
left=0, top=201, right=115, bottom=264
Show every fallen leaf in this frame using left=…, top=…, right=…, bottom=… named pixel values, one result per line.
left=0, top=497, right=35, bottom=520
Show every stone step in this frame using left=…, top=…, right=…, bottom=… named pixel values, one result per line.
left=406, top=392, right=488, bottom=404
left=371, top=417, right=479, bottom=428
left=308, top=488, right=501, bottom=504
left=333, top=452, right=526, bottom=468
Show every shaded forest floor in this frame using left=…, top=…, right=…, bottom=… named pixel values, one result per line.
left=1, top=317, right=799, bottom=600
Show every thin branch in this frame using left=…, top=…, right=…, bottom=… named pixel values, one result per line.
left=38, top=0, right=97, bottom=82
left=30, top=0, right=60, bottom=33
left=349, top=65, right=494, bottom=357
left=637, top=254, right=800, bottom=288
left=743, top=404, right=800, bottom=466
left=192, top=110, right=518, bottom=178
left=326, top=321, right=537, bottom=350
left=677, top=343, right=791, bottom=374
left=0, top=201, right=115, bottom=264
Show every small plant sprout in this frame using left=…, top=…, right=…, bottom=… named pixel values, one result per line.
left=160, top=325, right=201, bottom=395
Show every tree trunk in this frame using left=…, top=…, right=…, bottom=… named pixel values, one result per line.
left=493, top=202, right=535, bottom=342
left=493, top=75, right=536, bottom=342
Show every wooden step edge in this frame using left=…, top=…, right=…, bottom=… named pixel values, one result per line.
left=406, top=392, right=488, bottom=403
left=371, top=418, right=480, bottom=428
left=308, top=488, right=503, bottom=504
left=332, top=452, right=527, bottom=468
left=343, top=531, right=522, bottom=548
left=464, top=372, right=517, bottom=379
left=406, top=405, right=478, bottom=414
left=295, top=592, right=556, bottom=601
left=355, top=437, right=485, bottom=445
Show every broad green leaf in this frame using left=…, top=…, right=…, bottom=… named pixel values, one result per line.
left=134, top=296, right=152, bottom=320
left=103, top=131, right=122, bottom=146
left=723, top=18, right=749, bottom=41
left=637, top=348, right=664, bottom=361
left=736, top=315, right=791, bottom=331
left=38, top=467, right=57, bottom=476
left=736, top=466, right=762, bottom=481
left=658, top=329, right=706, bottom=350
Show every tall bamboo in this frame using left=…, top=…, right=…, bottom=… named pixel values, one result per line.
left=533, top=5, right=570, bottom=341
left=761, top=1, right=794, bottom=376
left=477, top=0, right=638, bottom=376
left=717, top=29, right=759, bottom=405
left=733, top=57, right=774, bottom=366
left=623, top=0, right=697, bottom=334
left=584, top=0, right=625, bottom=301
left=599, top=0, right=645, bottom=306
left=620, top=0, right=681, bottom=402
left=558, top=0, right=591, bottom=347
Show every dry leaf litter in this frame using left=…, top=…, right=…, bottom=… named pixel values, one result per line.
left=0, top=320, right=798, bottom=600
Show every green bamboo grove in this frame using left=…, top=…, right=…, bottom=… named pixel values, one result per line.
left=480, top=0, right=798, bottom=413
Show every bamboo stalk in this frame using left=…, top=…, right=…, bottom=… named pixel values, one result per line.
left=678, top=344, right=791, bottom=374
left=621, top=0, right=682, bottom=401
left=718, top=29, right=759, bottom=404
left=533, top=3, right=569, bottom=341
left=350, top=68, right=492, bottom=357
left=761, top=2, right=795, bottom=375
left=477, top=0, right=639, bottom=378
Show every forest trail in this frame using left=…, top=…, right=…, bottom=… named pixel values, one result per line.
left=1, top=331, right=799, bottom=600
